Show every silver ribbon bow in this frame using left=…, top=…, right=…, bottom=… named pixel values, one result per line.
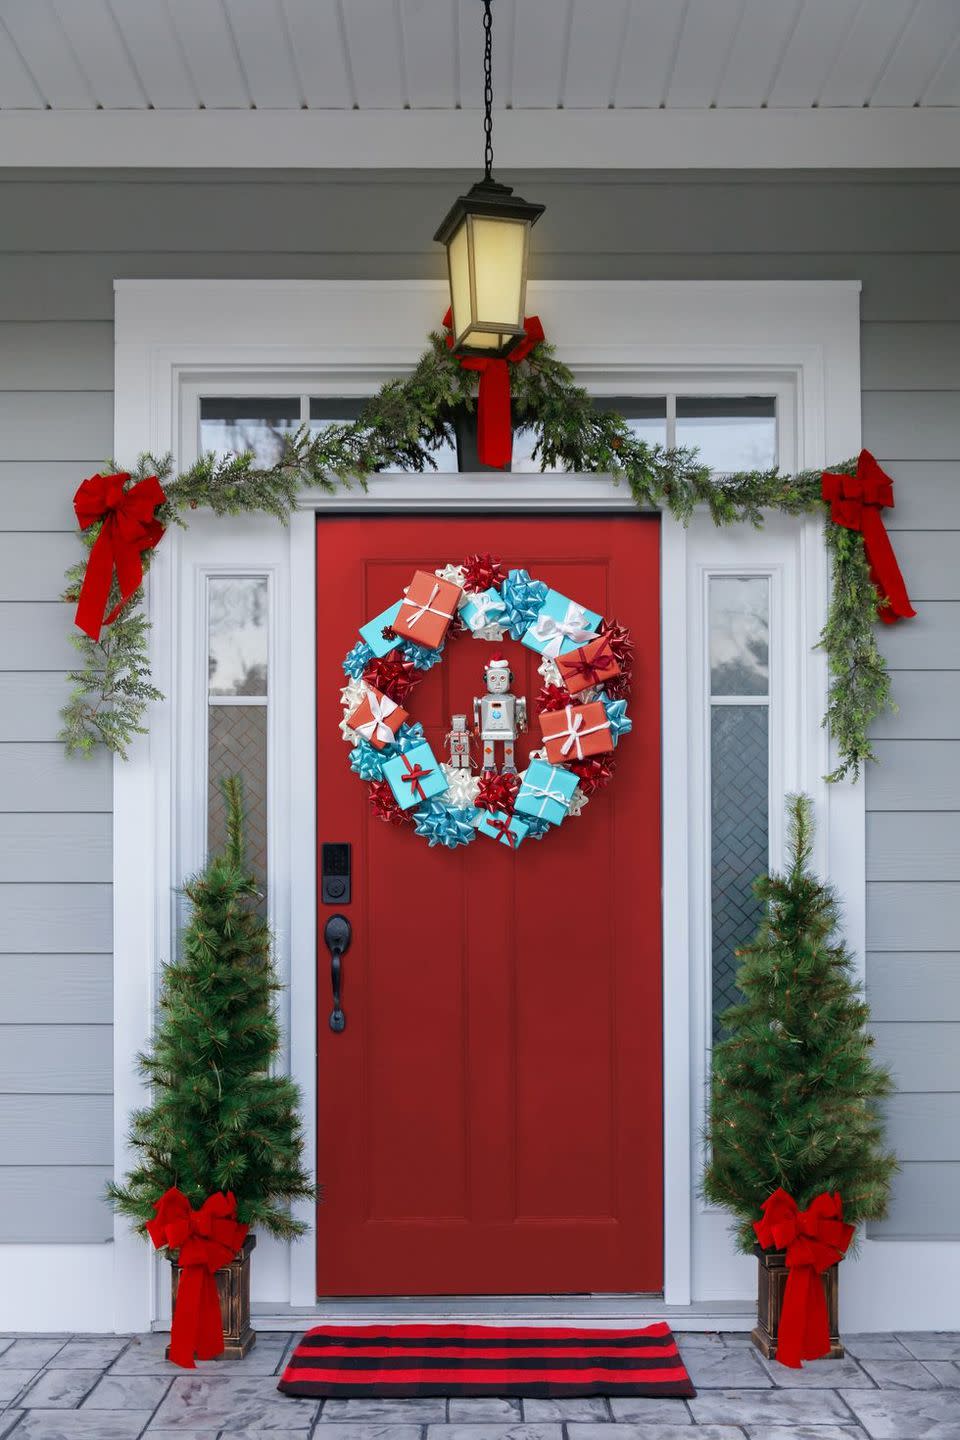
left=555, top=705, right=609, bottom=760
left=464, top=590, right=507, bottom=631
left=531, top=600, right=598, bottom=659
left=355, top=690, right=399, bottom=745
left=400, top=581, right=455, bottom=630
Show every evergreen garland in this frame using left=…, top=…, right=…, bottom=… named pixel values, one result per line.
left=702, top=794, right=897, bottom=1249
left=108, top=775, right=315, bottom=1239
left=61, top=327, right=891, bottom=780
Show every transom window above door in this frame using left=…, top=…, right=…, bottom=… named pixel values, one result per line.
left=197, top=393, right=778, bottom=475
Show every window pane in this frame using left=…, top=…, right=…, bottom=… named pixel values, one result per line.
left=711, top=704, right=768, bottom=1040
left=200, top=397, right=300, bottom=467
left=208, top=577, right=268, bottom=697
left=309, top=398, right=458, bottom=473
left=208, top=705, right=267, bottom=911
left=677, top=396, right=776, bottom=473
left=511, top=397, right=668, bottom=473
left=709, top=575, right=769, bottom=697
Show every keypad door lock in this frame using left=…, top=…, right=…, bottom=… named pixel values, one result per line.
left=322, top=842, right=351, bottom=905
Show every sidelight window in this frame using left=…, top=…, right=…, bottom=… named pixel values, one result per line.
left=206, top=574, right=270, bottom=913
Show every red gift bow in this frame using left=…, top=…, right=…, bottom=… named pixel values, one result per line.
left=73, top=471, right=166, bottom=641
left=146, top=1188, right=248, bottom=1369
left=489, top=814, right=519, bottom=847
left=821, top=451, right=915, bottom=626
left=562, top=637, right=618, bottom=687
left=399, top=753, right=433, bottom=801
left=444, top=308, right=546, bottom=469
left=753, top=1188, right=854, bottom=1369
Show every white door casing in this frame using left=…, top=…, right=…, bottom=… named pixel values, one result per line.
left=2, top=277, right=939, bottom=1334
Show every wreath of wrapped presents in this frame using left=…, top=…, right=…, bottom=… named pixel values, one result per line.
left=338, top=552, right=634, bottom=850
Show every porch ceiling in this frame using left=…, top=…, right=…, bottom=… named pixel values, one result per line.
left=1, top=0, right=959, bottom=168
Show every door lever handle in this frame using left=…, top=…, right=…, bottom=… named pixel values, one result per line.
left=324, top=913, right=352, bottom=1032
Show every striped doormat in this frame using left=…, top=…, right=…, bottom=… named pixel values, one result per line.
left=277, top=1322, right=696, bottom=1398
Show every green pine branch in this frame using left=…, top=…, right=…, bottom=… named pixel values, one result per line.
left=59, top=329, right=897, bottom=777
left=702, top=794, right=898, bottom=1249
left=108, top=777, right=316, bottom=1242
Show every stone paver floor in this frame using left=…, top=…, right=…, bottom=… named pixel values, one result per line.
left=0, top=1331, right=958, bottom=1440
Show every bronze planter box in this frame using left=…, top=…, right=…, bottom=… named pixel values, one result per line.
left=751, top=1245, right=844, bottom=1361
left=167, top=1233, right=256, bottom=1361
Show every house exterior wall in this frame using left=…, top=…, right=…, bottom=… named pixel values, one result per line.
left=0, top=168, right=957, bottom=1247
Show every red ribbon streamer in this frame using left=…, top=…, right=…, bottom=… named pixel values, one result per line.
left=821, top=451, right=915, bottom=626
left=146, top=1188, right=248, bottom=1369
left=753, top=1188, right=854, bottom=1369
left=400, top=754, right=433, bottom=801
left=73, top=471, right=166, bottom=641
left=444, top=308, right=546, bottom=469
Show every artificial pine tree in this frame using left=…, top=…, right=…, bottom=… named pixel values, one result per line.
left=109, top=775, right=314, bottom=1239
left=703, top=794, right=896, bottom=1248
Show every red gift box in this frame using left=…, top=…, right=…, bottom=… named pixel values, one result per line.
left=348, top=685, right=408, bottom=750
left=393, top=570, right=462, bottom=649
left=556, top=633, right=621, bottom=695
left=539, top=701, right=613, bottom=764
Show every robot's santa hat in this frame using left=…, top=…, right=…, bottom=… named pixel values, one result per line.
left=484, top=651, right=510, bottom=672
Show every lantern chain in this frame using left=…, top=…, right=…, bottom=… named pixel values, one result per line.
left=482, top=0, right=494, bottom=182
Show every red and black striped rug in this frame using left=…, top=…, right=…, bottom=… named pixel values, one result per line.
left=277, top=1322, right=695, bottom=1398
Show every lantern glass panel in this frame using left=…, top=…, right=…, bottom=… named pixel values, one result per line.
left=448, top=219, right=473, bottom=348
left=471, top=215, right=527, bottom=336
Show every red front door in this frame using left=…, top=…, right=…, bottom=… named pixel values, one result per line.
left=316, top=515, right=661, bottom=1296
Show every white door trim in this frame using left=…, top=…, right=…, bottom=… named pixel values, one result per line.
left=95, top=276, right=891, bottom=1333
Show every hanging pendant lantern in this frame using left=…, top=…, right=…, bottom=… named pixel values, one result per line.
left=434, top=0, right=544, bottom=358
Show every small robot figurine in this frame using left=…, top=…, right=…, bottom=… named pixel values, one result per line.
left=473, top=652, right=527, bottom=773
left=445, top=714, right=473, bottom=770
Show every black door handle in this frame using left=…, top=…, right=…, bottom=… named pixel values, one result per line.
left=324, top=914, right=351, bottom=1032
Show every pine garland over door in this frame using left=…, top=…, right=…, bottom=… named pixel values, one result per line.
left=60, top=323, right=910, bottom=783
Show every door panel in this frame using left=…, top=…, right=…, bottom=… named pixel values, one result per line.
left=316, top=515, right=661, bottom=1295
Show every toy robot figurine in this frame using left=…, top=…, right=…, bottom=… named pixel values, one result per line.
left=445, top=714, right=473, bottom=769
left=473, top=653, right=527, bottom=773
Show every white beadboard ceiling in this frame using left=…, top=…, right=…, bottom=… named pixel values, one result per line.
left=1, top=0, right=959, bottom=113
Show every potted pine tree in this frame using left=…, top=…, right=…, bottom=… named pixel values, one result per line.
left=703, top=794, right=897, bottom=1364
left=109, top=776, right=314, bottom=1361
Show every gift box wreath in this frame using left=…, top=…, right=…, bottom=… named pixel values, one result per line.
left=340, top=553, right=634, bottom=850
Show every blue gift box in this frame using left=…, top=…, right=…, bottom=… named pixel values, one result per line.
left=477, top=808, right=529, bottom=849
left=359, top=600, right=403, bottom=658
left=520, top=588, right=602, bottom=658
left=514, top=759, right=579, bottom=827
left=460, top=586, right=506, bottom=634
left=381, top=740, right=448, bottom=812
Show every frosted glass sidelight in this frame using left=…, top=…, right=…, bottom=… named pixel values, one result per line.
left=711, top=705, right=769, bottom=1041
left=709, top=575, right=770, bottom=697
left=208, top=577, right=268, bottom=697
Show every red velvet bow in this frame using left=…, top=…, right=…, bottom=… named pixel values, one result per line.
left=821, top=451, right=915, bottom=626
left=146, top=1188, right=248, bottom=1369
left=73, top=472, right=166, bottom=641
left=754, top=1188, right=854, bottom=1369
left=400, top=755, right=432, bottom=801
left=444, top=308, right=546, bottom=469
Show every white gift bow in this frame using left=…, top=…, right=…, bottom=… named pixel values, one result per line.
left=355, top=690, right=399, bottom=745
left=464, top=591, right=507, bottom=630
left=554, top=705, right=609, bottom=760
left=400, top=581, right=455, bottom=631
left=520, top=777, right=572, bottom=818
left=531, top=600, right=598, bottom=659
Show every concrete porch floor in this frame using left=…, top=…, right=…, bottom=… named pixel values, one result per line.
left=1, top=1330, right=959, bottom=1440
